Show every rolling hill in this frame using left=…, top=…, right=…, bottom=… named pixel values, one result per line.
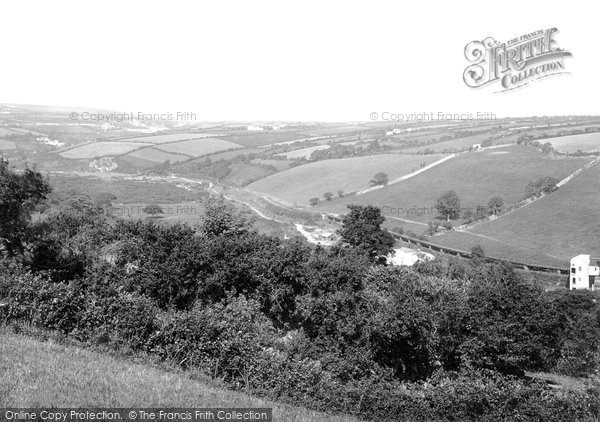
left=317, top=145, right=594, bottom=223
left=246, top=153, right=447, bottom=206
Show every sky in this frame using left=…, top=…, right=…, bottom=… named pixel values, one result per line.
left=0, top=0, right=597, bottom=121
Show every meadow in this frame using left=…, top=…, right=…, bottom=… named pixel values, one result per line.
left=275, top=145, right=331, bottom=159
left=247, top=153, right=446, bottom=206
left=61, top=141, right=153, bottom=159
left=110, top=133, right=220, bottom=144
left=221, top=132, right=305, bottom=147
left=400, top=132, right=518, bottom=153
left=128, top=147, right=191, bottom=163
left=469, top=162, right=600, bottom=261
left=546, top=132, right=600, bottom=153
left=48, top=175, right=200, bottom=204
left=317, top=145, right=593, bottom=221
left=155, top=138, right=242, bottom=157
left=0, top=330, right=359, bottom=421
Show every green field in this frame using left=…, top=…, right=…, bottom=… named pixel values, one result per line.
left=275, top=145, right=331, bottom=159
left=115, top=133, right=221, bottom=144
left=0, top=330, right=359, bottom=421
left=221, top=132, right=304, bottom=147
left=318, top=146, right=593, bottom=222
left=468, top=162, right=600, bottom=261
left=247, top=153, right=446, bottom=206
left=401, top=133, right=518, bottom=153
left=429, top=230, right=569, bottom=267
left=48, top=175, right=200, bottom=204
left=128, top=147, right=191, bottom=163
left=61, top=141, right=153, bottom=159
left=547, top=132, right=600, bottom=153
left=155, top=138, right=242, bottom=157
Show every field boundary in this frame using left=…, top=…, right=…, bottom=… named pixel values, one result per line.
left=355, top=153, right=457, bottom=195
left=391, top=232, right=569, bottom=275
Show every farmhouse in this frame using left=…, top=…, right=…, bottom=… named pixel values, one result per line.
left=472, top=144, right=482, bottom=151
left=569, top=254, right=600, bottom=290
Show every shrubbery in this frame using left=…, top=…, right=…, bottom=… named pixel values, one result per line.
left=3, top=161, right=600, bottom=420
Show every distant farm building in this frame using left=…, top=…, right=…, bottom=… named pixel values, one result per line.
left=388, top=247, right=434, bottom=266
left=569, top=254, right=600, bottom=290
left=472, top=144, right=482, bottom=151
left=386, top=128, right=404, bottom=136
left=247, top=125, right=264, bottom=131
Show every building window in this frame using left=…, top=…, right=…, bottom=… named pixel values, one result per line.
left=572, top=268, right=576, bottom=273
left=579, top=267, right=582, bottom=271
left=573, top=278, right=576, bottom=284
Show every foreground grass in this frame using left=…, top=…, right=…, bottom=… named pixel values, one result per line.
left=0, top=330, right=361, bottom=422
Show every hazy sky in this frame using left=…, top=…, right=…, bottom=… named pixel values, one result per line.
left=0, top=0, right=597, bottom=121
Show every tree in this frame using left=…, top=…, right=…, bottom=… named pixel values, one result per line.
left=199, top=196, right=252, bottom=237
left=488, top=196, right=503, bottom=216
left=435, top=190, right=461, bottom=221
left=309, top=197, right=320, bottom=206
left=0, top=160, right=51, bottom=255
left=142, top=204, right=164, bottom=218
left=471, top=244, right=485, bottom=259
left=370, top=172, right=389, bottom=186
left=338, top=205, right=395, bottom=261
left=323, top=192, right=333, bottom=201
left=95, top=192, right=117, bottom=216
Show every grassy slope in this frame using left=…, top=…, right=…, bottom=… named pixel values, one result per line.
left=0, top=331, right=360, bottom=422
left=470, top=162, right=600, bottom=261
left=318, top=146, right=593, bottom=223
left=400, top=133, right=518, bottom=153
left=546, top=132, right=600, bottom=153
left=155, top=138, right=242, bottom=157
left=246, top=153, right=446, bottom=206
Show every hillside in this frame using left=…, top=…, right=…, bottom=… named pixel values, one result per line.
left=468, top=161, right=600, bottom=261
left=317, top=145, right=593, bottom=223
left=246, top=153, right=447, bottom=206
left=0, top=330, right=359, bottom=422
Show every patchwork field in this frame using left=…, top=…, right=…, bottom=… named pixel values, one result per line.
left=468, top=162, right=600, bottom=261
left=298, top=125, right=371, bottom=137
left=401, top=133, right=518, bottom=153
left=113, top=133, right=219, bottom=144
left=128, top=147, right=191, bottom=163
left=546, top=132, right=600, bottom=153
left=275, top=145, right=331, bottom=159
left=221, top=132, right=304, bottom=147
left=247, top=153, right=446, bottom=205
left=155, top=138, right=241, bottom=157
left=317, top=146, right=593, bottom=221
left=61, top=141, right=154, bottom=159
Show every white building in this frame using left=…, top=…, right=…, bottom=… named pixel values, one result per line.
left=385, top=128, right=404, bottom=136
left=569, top=254, right=600, bottom=290
left=247, top=125, right=264, bottom=131
left=387, top=247, right=434, bottom=266
left=472, top=143, right=482, bottom=151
